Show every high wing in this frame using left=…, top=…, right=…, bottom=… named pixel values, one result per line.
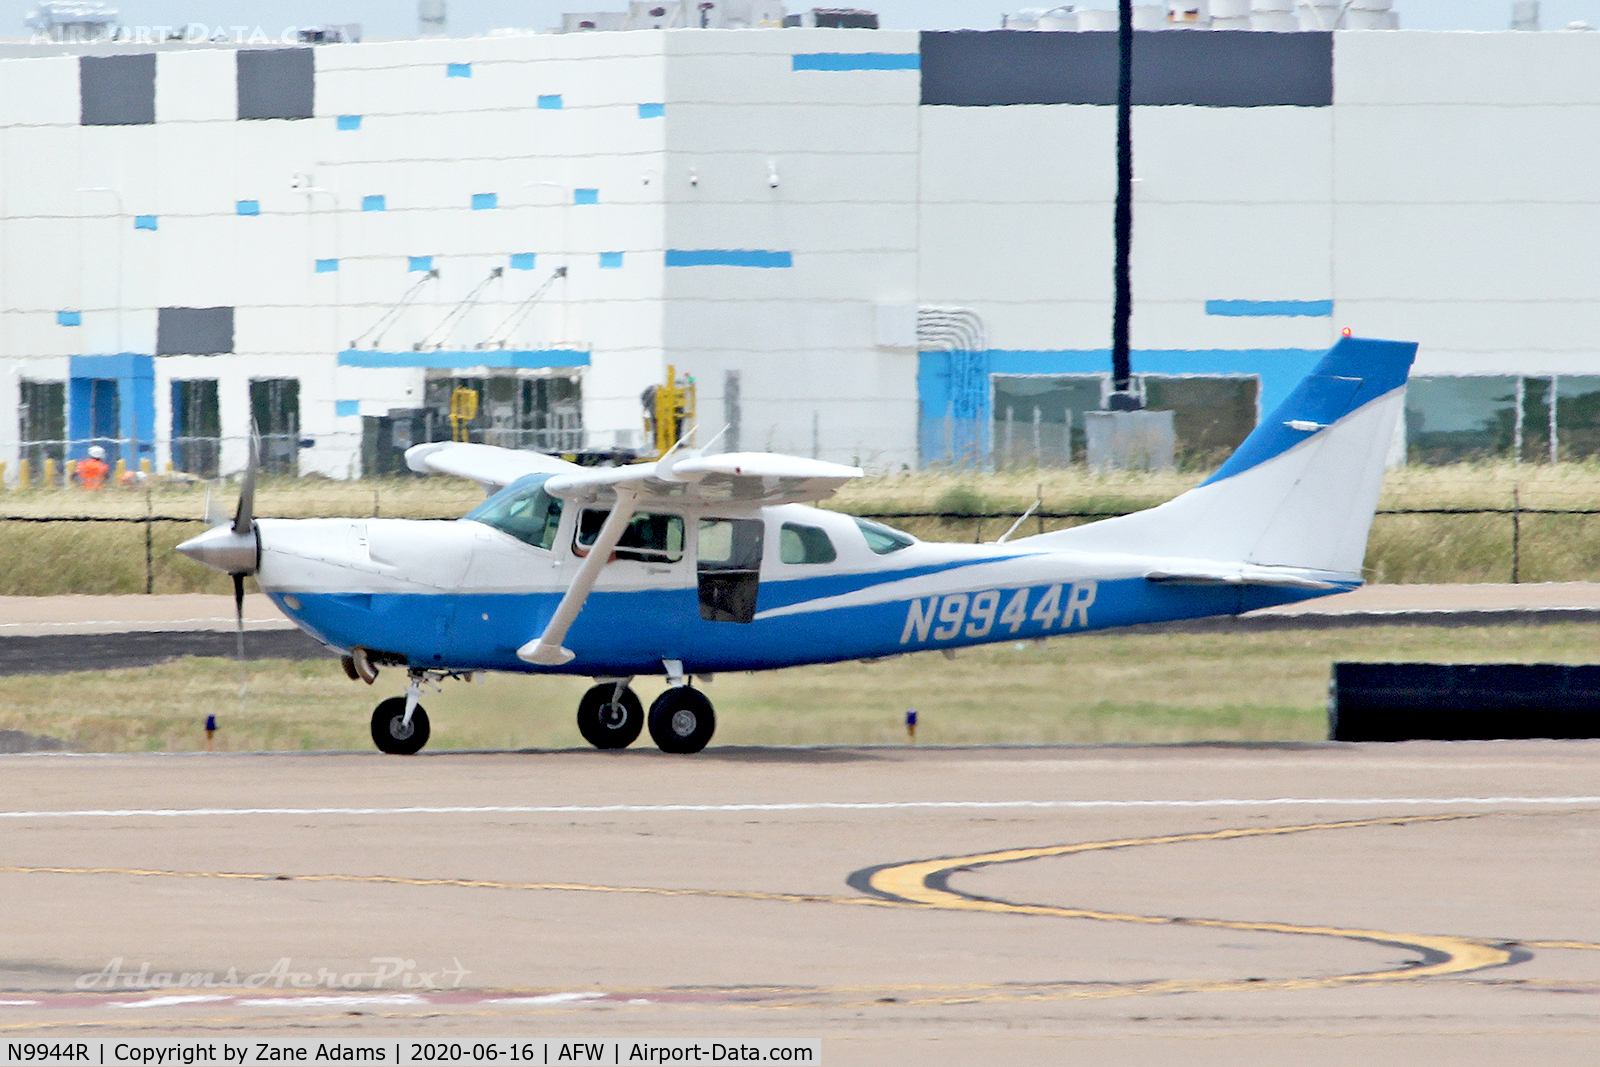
left=524, top=448, right=862, bottom=666
left=406, top=441, right=863, bottom=667
left=405, top=441, right=584, bottom=493
left=541, top=450, right=863, bottom=508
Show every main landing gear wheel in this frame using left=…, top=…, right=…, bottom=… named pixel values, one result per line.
left=577, top=683, right=644, bottom=750
left=647, top=687, right=716, bottom=754
left=371, top=696, right=430, bottom=755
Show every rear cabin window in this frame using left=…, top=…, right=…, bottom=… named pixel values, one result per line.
left=854, top=516, right=914, bottom=555
left=464, top=475, right=563, bottom=550
left=780, top=523, right=837, bottom=564
left=576, top=509, right=685, bottom=563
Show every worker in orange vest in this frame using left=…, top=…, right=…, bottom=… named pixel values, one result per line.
left=77, top=445, right=109, bottom=490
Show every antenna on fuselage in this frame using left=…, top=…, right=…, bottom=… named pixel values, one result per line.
left=995, top=497, right=1042, bottom=544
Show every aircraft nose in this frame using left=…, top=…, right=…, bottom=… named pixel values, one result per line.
left=176, top=524, right=259, bottom=575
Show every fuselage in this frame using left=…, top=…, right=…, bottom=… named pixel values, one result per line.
left=253, top=494, right=1342, bottom=677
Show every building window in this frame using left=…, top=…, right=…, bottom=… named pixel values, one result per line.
left=409, top=255, right=433, bottom=272
left=989, top=373, right=1257, bottom=470
left=538, top=94, right=562, bottom=109
left=337, top=114, right=362, bottom=130
left=471, top=192, right=497, bottom=210
left=1406, top=375, right=1600, bottom=464
left=236, top=200, right=260, bottom=216
left=250, top=378, right=300, bottom=475
left=509, top=253, right=536, bottom=270
left=574, top=188, right=599, bottom=205
left=599, top=251, right=623, bottom=269
left=171, top=379, right=220, bottom=477
left=990, top=375, right=1101, bottom=468
left=362, top=195, right=386, bottom=212
left=19, top=381, right=65, bottom=477
left=447, top=63, right=471, bottom=78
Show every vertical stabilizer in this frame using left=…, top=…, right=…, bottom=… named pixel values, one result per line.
left=1021, top=336, right=1417, bottom=577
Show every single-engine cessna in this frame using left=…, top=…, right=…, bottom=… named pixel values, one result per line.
left=178, top=335, right=1415, bottom=755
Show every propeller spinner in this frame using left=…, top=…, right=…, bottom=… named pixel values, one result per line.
left=176, top=434, right=261, bottom=579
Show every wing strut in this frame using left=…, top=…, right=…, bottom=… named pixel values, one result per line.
left=517, top=487, right=640, bottom=667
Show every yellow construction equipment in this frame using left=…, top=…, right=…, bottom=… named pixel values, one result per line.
left=645, top=364, right=696, bottom=456
left=449, top=386, right=480, bottom=443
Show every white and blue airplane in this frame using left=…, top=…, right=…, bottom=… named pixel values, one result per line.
left=178, top=335, right=1415, bottom=755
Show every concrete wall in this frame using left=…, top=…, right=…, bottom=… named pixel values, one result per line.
left=0, top=28, right=1597, bottom=478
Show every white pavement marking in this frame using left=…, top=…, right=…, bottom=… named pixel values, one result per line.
left=110, top=995, right=232, bottom=1009
left=2, top=797, right=1600, bottom=820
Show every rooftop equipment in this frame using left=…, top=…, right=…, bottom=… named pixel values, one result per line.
left=24, top=1, right=116, bottom=41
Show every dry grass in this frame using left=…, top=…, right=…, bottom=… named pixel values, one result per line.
left=5, top=623, right=1596, bottom=753
left=0, top=462, right=1598, bottom=593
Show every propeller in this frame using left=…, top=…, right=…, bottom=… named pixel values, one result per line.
left=176, top=431, right=262, bottom=682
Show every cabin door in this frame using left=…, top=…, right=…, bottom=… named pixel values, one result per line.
left=697, top=518, right=764, bottom=623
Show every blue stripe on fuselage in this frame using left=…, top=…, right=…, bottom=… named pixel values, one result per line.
left=273, top=573, right=1343, bottom=677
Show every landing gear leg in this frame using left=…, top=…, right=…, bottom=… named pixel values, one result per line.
left=577, top=678, right=644, bottom=750
left=370, top=669, right=432, bottom=755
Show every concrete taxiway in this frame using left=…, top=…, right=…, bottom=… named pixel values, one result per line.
left=3, top=743, right=1600, bottom=1064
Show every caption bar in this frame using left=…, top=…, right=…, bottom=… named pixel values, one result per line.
left=2, top=1042, right=819, bottom=1066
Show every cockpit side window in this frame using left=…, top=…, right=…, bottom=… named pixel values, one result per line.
left=464, top=475, right=563, bottom=550
left=576, top=509, right=685, bottom=563
left=854, top=516, right=914, bottom=555
left=780, top=523, right=837, bottom=564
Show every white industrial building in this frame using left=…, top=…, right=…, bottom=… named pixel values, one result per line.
left=0, top=21, right=1597, bottom=479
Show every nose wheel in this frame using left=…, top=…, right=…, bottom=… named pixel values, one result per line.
left=647, top=686, right=716, bottom=754
left=577, top=682, right=644, bottom=749
left=371, top=696, right=430, bottom=755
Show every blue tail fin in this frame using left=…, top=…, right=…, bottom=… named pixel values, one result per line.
left=1024, top=335, right=1417, bottom=577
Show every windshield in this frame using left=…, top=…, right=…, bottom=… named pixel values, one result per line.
left=464, top=474, right=563, bottom=550
left=854, top=516, right=914, bottom=554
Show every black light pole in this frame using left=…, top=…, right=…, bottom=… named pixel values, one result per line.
left=1109, top=0, right=1140, bottom=411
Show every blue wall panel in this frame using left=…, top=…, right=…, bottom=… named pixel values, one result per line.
left=67, top=353, right=154, bottom=462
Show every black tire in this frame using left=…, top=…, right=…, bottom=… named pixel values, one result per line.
left=576, top=683, right=644, bottom=750
left=647, top=687, right=716, bottom=754
left=371, top=697, right=430, bottom=755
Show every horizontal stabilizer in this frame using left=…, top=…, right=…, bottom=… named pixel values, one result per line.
left=1143, top=568, right=1348, bottom=591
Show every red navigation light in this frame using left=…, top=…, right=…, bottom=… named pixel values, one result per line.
left=1342, top=327, right=1352, bottom=337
